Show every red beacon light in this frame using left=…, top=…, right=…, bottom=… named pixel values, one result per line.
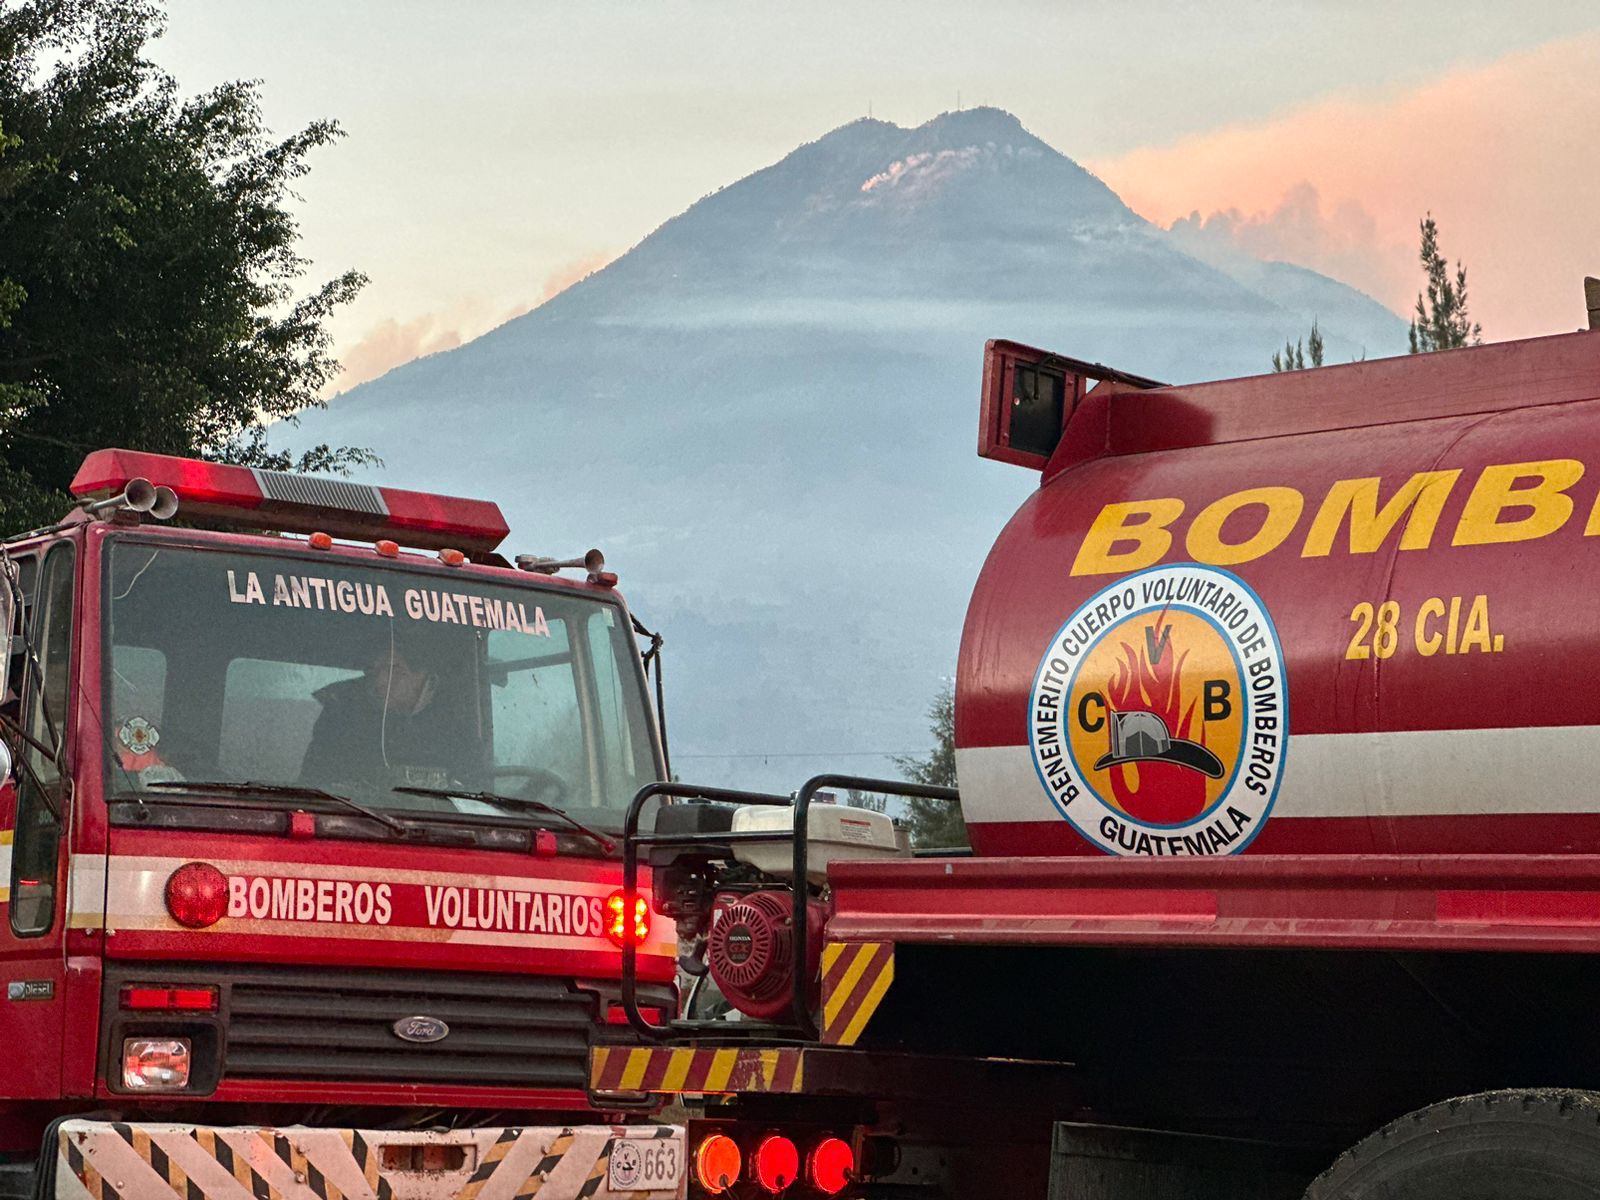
left=69, top=448, right=510, bottom=553
left=164, top=862, right=229, bottom=929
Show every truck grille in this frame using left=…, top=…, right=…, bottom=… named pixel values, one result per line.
left=223, top=964, right=597, bottom=1090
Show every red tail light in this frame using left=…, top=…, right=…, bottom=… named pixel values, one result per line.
left=693, top=1134, right=742, bottom=1195
left=807, top=1137, right=854, bottom=1196
left=604, top=891, right=650, bottom=947
left=753, top=1135, right=799, bottom=1194
left=164, top=862, right=229, bottom=928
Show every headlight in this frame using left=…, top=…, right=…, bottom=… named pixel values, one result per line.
left=122, top=1038, right=191, bottom=1090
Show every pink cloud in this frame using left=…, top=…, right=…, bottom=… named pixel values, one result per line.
left=335, top=314, right=465, bottom=392
left=535, top=252, right=613, bottom=305
left=1167, top=183, right=1413, bottom=311
left=332, top=252, right=614, bottom=392
left=1090, top=33, right=1600, bottom=341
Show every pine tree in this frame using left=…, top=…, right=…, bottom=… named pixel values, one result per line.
left=1408, top=214, right=1481, bottom=353
left=1271, top=319, right=1323, bottom=372
left=892, top=682, right=968, bottom=849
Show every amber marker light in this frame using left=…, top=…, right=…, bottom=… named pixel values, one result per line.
left=604, top=890, right=650, bottom=947
left=694, top=1134, right=742, bottom=1194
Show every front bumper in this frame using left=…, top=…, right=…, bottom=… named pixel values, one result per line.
left=54, top=1121, right=685, bottom=1200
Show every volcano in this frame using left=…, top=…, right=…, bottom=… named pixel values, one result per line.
left=280, top=108, right=1406, bottom=791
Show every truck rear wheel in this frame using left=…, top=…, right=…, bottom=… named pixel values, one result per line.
left=1307, top=1090, right=1600, bottom=1200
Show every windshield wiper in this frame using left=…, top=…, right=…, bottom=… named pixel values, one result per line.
left=145, top=780, right=410, bottom=834
left=392, top=786, right=617, bottom=854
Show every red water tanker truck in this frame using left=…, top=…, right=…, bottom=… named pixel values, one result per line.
left=608, top=321, right=1600, bottom=1199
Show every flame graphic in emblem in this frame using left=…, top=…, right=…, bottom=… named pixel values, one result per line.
left=1104, top=634, right=1210, bottom=824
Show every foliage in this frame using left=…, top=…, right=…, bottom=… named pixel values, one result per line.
left=1408, top=213, right=1481, bottom=353
left=1271, top=319, right=1324, bottom=372
left=891, top=681, right=968, bottom=849
left=0, top=0, right=372, bottom=532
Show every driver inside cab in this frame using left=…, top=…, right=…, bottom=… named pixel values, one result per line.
left=299, top=642, right=484, bottom=794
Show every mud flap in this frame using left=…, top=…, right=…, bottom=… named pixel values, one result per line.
left=53, top=1122, right=685, bottom=1200
left=1048, top=1124, right=1318, bottom=1200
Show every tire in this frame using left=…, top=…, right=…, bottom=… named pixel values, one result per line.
left=1307, top=1089, right=1600, bottom=1200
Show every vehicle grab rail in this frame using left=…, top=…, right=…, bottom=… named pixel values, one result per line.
left=619, top=774, right=960, bottom=1041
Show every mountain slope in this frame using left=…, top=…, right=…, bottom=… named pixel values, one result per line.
left=283, top=108, right=1407, bottom=790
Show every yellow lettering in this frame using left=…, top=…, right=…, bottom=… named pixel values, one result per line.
left=1185, top=487, right=1304, bottom=566
left=1301, top=470, right=1461, bottom=557
left=1460, top=594, right=1493, bottom=652
left=1582, top=487, right=1600, bottom=537
left=1070, top=498, right=1185, bottom=576
left=1453, top=459, right=1583, bottom=546
left=1414, top=597, right=1445, bottom=656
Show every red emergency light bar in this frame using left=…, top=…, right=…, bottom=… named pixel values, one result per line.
left=70, top=449, right=510, bottom=553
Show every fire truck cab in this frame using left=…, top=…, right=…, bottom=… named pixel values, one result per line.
left=0, top=449, right=684, bottom=1200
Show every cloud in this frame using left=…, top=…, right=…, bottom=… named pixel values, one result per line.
left=536, top=253, right=613, bottom=305
left=331, top=252, right=614, bottom=393
left=1090, top=33, right=1600, bottom=340
left=1166, top=183, right=1414, bottom=312
left=334, top=314, right=465, bottom=393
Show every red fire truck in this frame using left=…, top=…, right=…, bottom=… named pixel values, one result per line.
left=608, top=324, right=1600, bottom=1199
left=0, top=449, right=686, bottom=1200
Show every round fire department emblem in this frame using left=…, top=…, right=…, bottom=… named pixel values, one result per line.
left=1027, top=564, right=1288, bottom=856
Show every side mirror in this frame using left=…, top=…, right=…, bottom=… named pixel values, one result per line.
left=0, top=738, right=13, bottom=784
left=0, top=559, right=16, bottom=707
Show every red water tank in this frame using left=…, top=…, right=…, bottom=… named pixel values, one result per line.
left=957, top=332, right=1600, bottom=859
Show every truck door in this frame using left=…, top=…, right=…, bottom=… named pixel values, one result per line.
left=0, top=541, right=74, bottom=1098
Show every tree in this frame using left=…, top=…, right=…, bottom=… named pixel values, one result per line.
left=1408, top=213, right=1481, bottom=353
left=1271, top=319, right=1324, bottom=373
left=0, top=1, right=372, bottom=532
left=892, top=681, right=968, bottom=849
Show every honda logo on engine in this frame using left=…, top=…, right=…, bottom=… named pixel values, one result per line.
left=392, top=1015, right=450, bottom=1043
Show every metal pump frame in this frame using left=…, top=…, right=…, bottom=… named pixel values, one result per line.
left=620, top=774, right=960, bottom=1041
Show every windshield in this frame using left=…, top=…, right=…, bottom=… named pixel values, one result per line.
left=103, top=540, right=659, bottom=828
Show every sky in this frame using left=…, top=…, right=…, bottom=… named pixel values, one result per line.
left=154, top=1, right=1600, bottom=391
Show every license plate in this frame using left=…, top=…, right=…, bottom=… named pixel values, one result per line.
left=607, top=1135, right=682, bottom=1192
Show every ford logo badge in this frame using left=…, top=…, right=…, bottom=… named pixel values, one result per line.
left=392, top=1015, right=450, bottom=1043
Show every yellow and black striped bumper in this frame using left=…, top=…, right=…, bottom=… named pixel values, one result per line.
left=820, top=941, right=893, bottom=1046
left=55, top=1121, right=684, bottom=1200
left=591, top=1046, right=805, bottom=1095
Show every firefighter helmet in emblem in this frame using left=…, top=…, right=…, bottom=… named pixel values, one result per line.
left=1027, top=563, right=1288, bottom=857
